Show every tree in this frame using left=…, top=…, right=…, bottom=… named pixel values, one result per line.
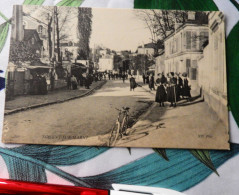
left=53, top=6, right=73, bottom=64
left=131, top=54, right=152, bottom=74
left=9, top=41, right=40, bottom=63
left=136, top=10, right=208, bottom=52
left=77, top=7, right=92, bottom=60
left=113, top=55, right=122, bottom=70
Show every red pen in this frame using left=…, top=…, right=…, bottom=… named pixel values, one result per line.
left=0, top=178, right=108, bottom=195
left=0, top=179, right=185, bottom=195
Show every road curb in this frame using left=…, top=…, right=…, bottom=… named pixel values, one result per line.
left=4, top=80, right=107, bottom=116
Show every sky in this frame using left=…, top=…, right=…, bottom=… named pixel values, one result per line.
left=22, top=6, right=152, bottom=52
left=90, top=8, right=152, bottom=52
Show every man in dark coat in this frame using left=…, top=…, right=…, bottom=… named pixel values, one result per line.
left=148, top=74, right=155, bottom=90
left=85, top=73, right=90, bottom=89
left=142, top=73, right=146, bottom=84
left=176, top=73, right=183, bottom=101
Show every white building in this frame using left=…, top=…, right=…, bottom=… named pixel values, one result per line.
left=164, top=15, right=209, bottom=80
left=61, top=41, right=79, bottom=61
left=137, top=43, right=155, bottom=57
left=22, top=14, right=50, bottom=60
left=155, top=50, right=165, bottom=79
left=198, top=12, right=227, bottom=126
left=98, top=55, right=114, bottom=72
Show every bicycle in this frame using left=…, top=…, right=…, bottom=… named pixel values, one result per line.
left=108, top=107, right=130, bottom=146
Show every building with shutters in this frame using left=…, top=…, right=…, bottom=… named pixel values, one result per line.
left=164, top=12, right=209, bottom=80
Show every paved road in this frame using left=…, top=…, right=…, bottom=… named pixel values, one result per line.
left=3, top=80, right=154, bottom=145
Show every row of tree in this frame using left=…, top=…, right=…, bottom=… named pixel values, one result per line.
left=9, top=6, right=93, bottom=66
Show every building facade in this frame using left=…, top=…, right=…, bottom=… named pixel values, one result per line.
left=198, top=12, right=227, bottom=126
left=137, top=43, right=155, bottom=57
left=155, top=50, right=165, bottom=78
left=60, top=41, right=79, bottom=61
left=164, top=22, right=208, bottom=80
left=98, top=56, right=114, bottom=72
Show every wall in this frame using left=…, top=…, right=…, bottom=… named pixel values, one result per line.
left=98, top=58, right=114, bottom=72
left=155, top=53, right=165, bottom=78
left=198, top=12, right=228, bottom=126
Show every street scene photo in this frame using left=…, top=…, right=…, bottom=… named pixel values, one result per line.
left=2, top=5, right=229, bottom=149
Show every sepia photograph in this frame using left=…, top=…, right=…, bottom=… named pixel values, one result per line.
left=2, top=5, right=229, bottom=149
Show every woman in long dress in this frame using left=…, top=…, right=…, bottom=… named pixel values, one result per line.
left=155, top=74, right=167, bottom=107
left=166, top=72, right=177, bottom=107
left=129, top=75, right=136, bottom=91
left=182, top=73, right=191, bottom=101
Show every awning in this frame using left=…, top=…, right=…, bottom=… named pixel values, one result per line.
left=72, top=63, right=87, bottom=69
left=28, top=66, right=52, bottom=69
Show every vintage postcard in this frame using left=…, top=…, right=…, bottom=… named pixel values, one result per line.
left=2, top=5, right=229, bottom=149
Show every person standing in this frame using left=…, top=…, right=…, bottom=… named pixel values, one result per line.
left=149, top=74, right=155, bottom=90
left=182, top=73, right=191, bottom=101
left=85, top=73, right=90, bottom=89
left=71, top=75, right=78, bottom=90
left=129, top=75, right=136, bottom=91
left=50, top=71, right=55, bottom=91
left=176, top=73, right=183, bottom=101
left=122, top=73, right=125, bottom=83
left=155, top=74, right=167, bottom=107
left=142, top=73, right=146, bottom=84
left=67, top=73, right=71, bottom=90
left=167, top=72, right=177, bottom=107
left=146, top=74, right=149, bottom=84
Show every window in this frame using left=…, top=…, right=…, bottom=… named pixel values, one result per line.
left=186, top=31, right=191, bottom=49
left=214, top=35, right=218, bottom=50
left=186, top=59, right=191, bottom=76
left=199, top=31, right=209, bottom=49
left=192, top=32, right=197, bottom=49
left=192, top=60, right=197, bottom=68
left=38, top=25, right=43, bottom=35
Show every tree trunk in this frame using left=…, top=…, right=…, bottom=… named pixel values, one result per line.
left=48, top=16, right=52, bottom=59
left=55, top=8, right=61, bottom=64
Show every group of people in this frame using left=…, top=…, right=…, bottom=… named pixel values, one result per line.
left=108, top=72, right=128, bottom=81
left=30, top=74, right=48, bottom=95
left=154, top=72, right=192, bottom=107
left=67, top=73, right=94, bottom=90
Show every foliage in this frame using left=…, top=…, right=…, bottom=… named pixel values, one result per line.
left=130, top=54, right=152, bottom=74
left=136, top=10, right=207, bottom=47
left=57, top=0, right=84, bottom=7
left=113, top=54, right=122, bottom=70
left=9, top=41, right=40, bottom=63
left=189, top=149, right=219, bottom=175
left=23, top=0, right=45, bottom=5
left=0, top=21, right=9, bottom=53
left=77, top=7, right=92, bottom=60
left=153, top=148, right=169, bottom=161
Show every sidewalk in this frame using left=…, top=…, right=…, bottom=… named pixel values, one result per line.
left=5, top=80, right=107, bottom=115
left=114, top=79, right=229, bottom=149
